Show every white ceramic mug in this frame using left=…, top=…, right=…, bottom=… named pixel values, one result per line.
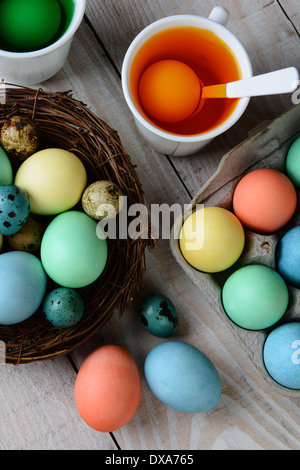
left=122, top=6, right=253, bottom=157
left=0, top=0, right=86, bottom=85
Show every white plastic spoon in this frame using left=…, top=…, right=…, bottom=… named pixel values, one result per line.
left=201, top=67, right=299, bottom=100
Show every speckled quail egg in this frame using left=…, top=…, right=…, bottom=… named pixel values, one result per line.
left=0, top=115, right=40, bottom=161
left=0, top=184, right=30, bottom=235
left=138, top=294, right=179, bottom=337
left=42, top=287, right=84, bottom=328
left=7, top=213, right=46, bottom=253
left=82, top=180, right=124, bottom=220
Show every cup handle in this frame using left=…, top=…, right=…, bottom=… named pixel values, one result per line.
left=208, top=6, right=230, bottom=26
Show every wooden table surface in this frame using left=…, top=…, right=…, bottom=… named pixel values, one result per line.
left=1, top=0, right=300, bottom=451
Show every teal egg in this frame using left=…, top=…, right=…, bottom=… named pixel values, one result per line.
left=144, top=341, right=222, bottom=413
left=286, top=136, right=300, bottom=188
left=222, top=265, right=289, bottom=330
left=40, top=211, right=108, bottom=288
left=138, top=295, right=178, bottom=337
left=263, top=322, right=300, bottom=390
left=0, top=145, right=13, bottom=185
left=43, top=287, right=84, bottom=328
left=0, top=184, right=30, bottom=236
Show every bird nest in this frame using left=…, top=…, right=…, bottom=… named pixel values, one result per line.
left=0, top=83, right=155, bottom=365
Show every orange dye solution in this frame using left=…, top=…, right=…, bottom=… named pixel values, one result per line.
left=130, top=27, right=242, bottom=136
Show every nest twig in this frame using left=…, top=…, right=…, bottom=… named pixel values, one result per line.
left=0, top=83, right=155, bottom=365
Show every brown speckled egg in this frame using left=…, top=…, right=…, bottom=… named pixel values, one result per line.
left=0, top=115, right=40, bottom=161
left=7, top=213, right=46, bottom=253
left=82, top=180, right=124, bottom=220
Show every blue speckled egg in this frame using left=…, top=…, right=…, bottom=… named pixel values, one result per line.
left=0, top=251, right=47, bottom=325
left=0, top=184, right=30, bottom=235
left=144, top=341, right=222, bottom=413
left=138, top=295, right=178, bottom=337
left=276, top=226, right=300, bottom=288
left=263, top=322, right=300, bottom=390
left=43, top=287, right=84, bottom=328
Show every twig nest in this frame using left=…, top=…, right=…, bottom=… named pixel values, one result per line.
left=0, top=115, right=40, bottom=161
left=82, top=180, right=124, bottom=220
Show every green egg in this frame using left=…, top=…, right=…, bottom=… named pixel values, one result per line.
left=286, top=136, right=300, bottom=188
left=222, top=265, right=289, bottom=331
left=0, top=146, right=13, bottom=185
left=40, top=211, right=108, bottom=289
left=0, top=0, right=62, bottom=52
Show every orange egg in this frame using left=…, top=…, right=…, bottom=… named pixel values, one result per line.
left=233, top=168, right=297, bottom=234
left=138, top=60, right=201, bottom=123
left=74, top=345, right=141, bottom=432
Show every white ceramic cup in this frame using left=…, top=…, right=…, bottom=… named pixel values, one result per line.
left=122, top=6, right=253, bottom=157
left=0, top=0, right=86, bottom=85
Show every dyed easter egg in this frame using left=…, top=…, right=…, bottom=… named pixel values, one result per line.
left=144, top=341, right=222, bottom=413
left=0, top=251, right=47, bottom=325
left=41, top=211, right=107, bottom=288
left=179, top=206, right=245, bottom=273
left=222, top=265, right=289, bottom=330
left=0, top=0, right=62, bottom=52
left=139, top=60, right=201, bottom=123
left=286, top=136, right=300, bottom=188
left=15, top=148, right=87, bottom=216
left=7, top=213, right=45, bottom=253
left=0, top=184, right=30, bottom=236
left=0, top=145, right=13, bottom=185
left=233, top=168, right=297, bottom=233
left=138, top=295, right=178, bottom=337
left=276, top=225, right=300, bottom=288
left=74, top=345, right=141, bottom=432
left=263, top=322, right=300, bottom=390
left=43, top=287, right=84, bottom=328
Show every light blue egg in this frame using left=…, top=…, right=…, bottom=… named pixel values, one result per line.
left=0, top=251, right=47, bottom=325
left=144, top=341, right=222, bottom=413
left=263, top=322, right=300, bottom=390
left=43, top=287, right=84, bottom=328
left=138, top=295, right=178, bottom=337
left=0, top=145, right=13, bottom=185
left=0, top=184, right=30, bottom=235
left=276, top=226, right=300, bottom=288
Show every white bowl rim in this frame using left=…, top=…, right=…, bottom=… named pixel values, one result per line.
left=0, top=0, right=86, bottom=59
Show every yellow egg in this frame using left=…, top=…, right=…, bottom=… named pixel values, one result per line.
left=179, top=206, right=245, bottom=273
left=15, top=149, right=87, bottom=215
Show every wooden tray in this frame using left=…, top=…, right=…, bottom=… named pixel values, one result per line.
left=170, top=105, right=300, bottom=398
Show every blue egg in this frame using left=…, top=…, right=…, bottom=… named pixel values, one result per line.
left=263, top=322, right=300, bottom=390
left=0, top=184, right=30, bottom=235
left=43, top=287, right=84, bottom=328
left=0, top=251, right=47, bottom=325
left=144, top=341, right=222, bottom=413
left=138, top=295, right=178, bottom=337
left=276, top=226, right=300, bottom=288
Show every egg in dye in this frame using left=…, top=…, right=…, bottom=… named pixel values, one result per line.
left=74, top=345, right=141, bottom=432
left=139, top=60, right=201, bottom=123
left=15, top=148, right=87, bottom=216
left=263, top=322, right=300, bottom=390
left=0, top=0, right=62, bottom=52
left=144, top=341, right=222, bottom=413
left=222, top=265, right=289, bottom=331
left=233, top=168, right=297, bottom=233
left=179, top=206, right=245, bottom=273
